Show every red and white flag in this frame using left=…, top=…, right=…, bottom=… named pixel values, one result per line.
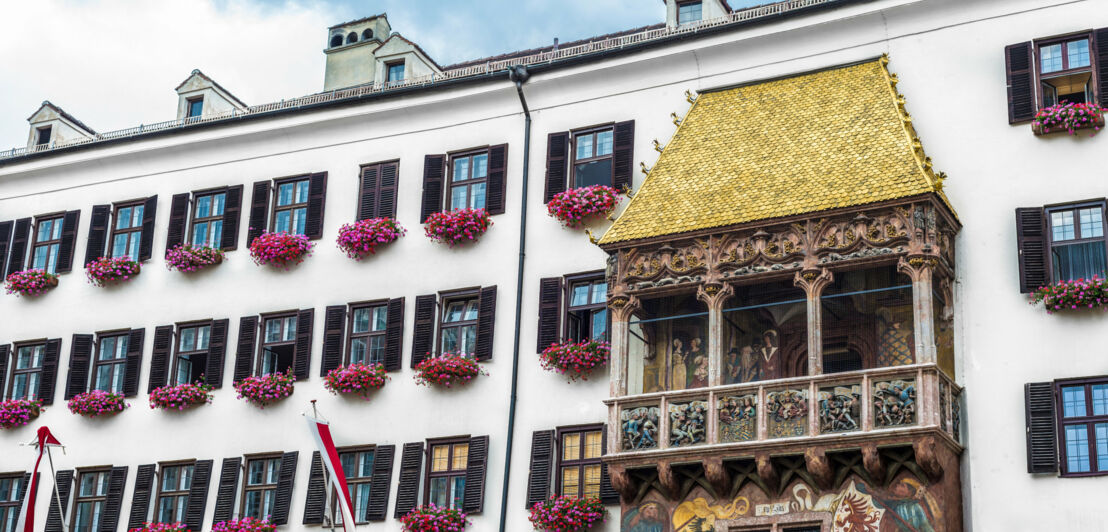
left=15, top=426, right=62, bottom=532
left=305, top=416, right=355, bottom=531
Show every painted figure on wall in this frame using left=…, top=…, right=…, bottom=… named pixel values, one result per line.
left=724, top=329, right=780, bottom=384
left=688, top=337, right=708, bottom=388
left=672, top=495, right=750, bottom=531
left=670, top=336, right=688, bottom=391
left=857, top=478, right=942, bottom=532
left=873, top=380, right=916, bottom=428
left=718, top=394, right=757, bottom=442
left=623, top=501, right=667, bottom=532
left=669, top=401, right=707, bottom=446
left=622, top=406, right=661, bottom=450
left=759, top=330, right=780, bottom=380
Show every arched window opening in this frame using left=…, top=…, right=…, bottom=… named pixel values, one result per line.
left=330, top=34, right=343, bottom=48
left=346, top=32, right=358, bottom=44
left=362, top=28, right=374, bottom=41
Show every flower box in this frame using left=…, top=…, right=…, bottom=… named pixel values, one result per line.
left=424, top=208, right=492, bottom=246
left=323, top=363, right=390, bottom=399
left=234, top=369, right=295, bottom=408
left=129, top=522, right=191, bottom=532
left=547, top=185, right=622, bottom=228
left=165, top=244, right=225, bottom=273
left=1032, top=102, right=1105, bottom=136
left=529, top=496, right=608, bottom=532
left=400, top=504, right=468, bottom=532
left=1029, top=276, right=1108, bottom=313
left=0, top=399, right=42, bottom=429
left=5, top=269, right=59, bottom=297
left=337, top=218, right=406, bottom=260
left=413, top=354, right=485, bottom=388
left=212, top=517, right=276, bottom=532
left=249, top=231, right=314, bottom=268
left=86, top=257, right=141, bottom=287
left=539, top=339, right=611, bottom=382
left=149, top=381, right=214, bottom=411
left=68, top=390, right=127, bottom=418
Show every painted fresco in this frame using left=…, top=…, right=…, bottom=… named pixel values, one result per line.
left=668, top=400, right=708, bottom=447
left=622, top=406, right=661, bottom=450
left=819, top=384, right=862, bottom=433
left=623, top=500, right=667, bottom=532
left=630, top=294, right=708, bottom=394
left=873, top=379, right=916, bottom=428
left=718, top=394, right=757, bottom=442
left=767, top=388, right=808, bottom=438
left=723, top=328, right=787, bottom=384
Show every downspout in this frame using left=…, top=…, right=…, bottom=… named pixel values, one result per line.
left=499, top=64, right=531, bottom=532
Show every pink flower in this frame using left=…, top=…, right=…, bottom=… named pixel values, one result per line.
left=249, top=232, right=314, bottom=268
left=233, top=369, right=295, bottom=408
left=424, top=209, right=492, bottom=246
left=4, top=269, right=59, bottom=297
left=323, top=363, right=390, bottom=399
left=165, top=244, right=225, bottom=272
left=129, top=522, right=191, bottom=532
left=210, top=517, right=276, bottom=532
left=68, top=390, right=128, bottom=418
left=149, top=381, right=214, bottom=410
left=547, top=185, right=622, bottom=228
left=539, top=339, right=611, bottom=382
left=400, top=504, right=468, bottom=532
left=85, top=257, right=141, bottom=287
left=1033, top=102, right=1105, bottom=136
left=413, top=354, right=486, bottom=388
left=0, top=399, right=43, bottom=429
left=529, top=495, right=608, bottom=531
left=336, top=218, right=406, bottom=259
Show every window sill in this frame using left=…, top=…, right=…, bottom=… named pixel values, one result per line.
left=1032, top=114, right=1104, bottom=136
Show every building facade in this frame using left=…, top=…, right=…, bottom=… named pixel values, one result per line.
left=1, top=0, right=1107, bottom=531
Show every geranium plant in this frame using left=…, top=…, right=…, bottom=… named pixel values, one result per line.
left=149, top=380, right=214, bottom=411
left=249, top=231, right=314, bottom=268
left=165, top=244, right=225, bottom=272
left=129, top=522, right=191, bottom=532
left=323, top=363, right=390, bottom=399
left=0, top=399, right=42, bottom=429
left=86, top=257, right=141, bottom=287
left=413, top=354, right=486, bottom=388
left=234, top=369, right=295, bottom=408
left=400, top=504, right=468, bottom=532
left=424, top=208, right=491, bottom=247
left=211, top=517, right=277, bottom=532
left=1029, top=276, right=1108, bottom=313
left=4, top=269, right=59, bottom=297
left=539, top=339, right=611, bottom=382
left=336, top=218, right=406, bottom=259
left=547, top=185, right=622, bottom=228
left=68, top=390, right=127, bottom=418
left=1032, top=101, right=1105, bottom=136
left=529, top=495, right=609, bottom=532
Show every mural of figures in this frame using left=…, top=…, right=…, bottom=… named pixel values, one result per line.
left=622, top=406, right=661, bottom=450
left=723, top=328, right=786, bottom=384
left=688, top=337, right=708, bottom=388
left=670, top=336, right=688, bottom=391
left=856, top=478, right=943, bottom=532
left=759, top=329, right=780, bottom=380
left=876, top=308, right=914, bottom=367
left=819, top=385, right=862, bottom=433
left=718, top=394, right=757, bottom=442
left=672, top=495, right=750, bottom=531
left=767, top=389, right=808, bottom=438
left=873, top=379, right=916, bottom=428
left=622, top=501, right=668, bottom=532
left=669, top=400, right=708, bottom=447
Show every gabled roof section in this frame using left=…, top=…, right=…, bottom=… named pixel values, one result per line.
left=27, top=101, right=96, bottom=135
left=599, top=57, right=953, bottom=246
left=174, top=69, right=248, bottom=108
left=330, top=13, right=387, bottom=30
left=373, top=33, right=443, bottom=71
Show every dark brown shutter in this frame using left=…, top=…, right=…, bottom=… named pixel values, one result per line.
left=293, top=308, right=314, bottom=380
left=55, top=210, right=81, bottom=273
left=99, top=466, right=128, bottom=532
left=612, top=120, right=635, bottom=191
left=0, top=220, right=13, bottom=277
left=221, top=185, right=244, bottom=250
left=84, top=205, right=111, bottom=266
left=6, top=218, right=30, bottom=275
left=420, top=154, right=446, bottom=222
left=537, top=278, right=563, bottom=353
left=365, top=444, right=395, bottom=521
left=475, top=286, right=497, bottom=361
left=212, top=457, right=242, bottom=523
left=122, top=328, right=145, bottom=397
left=233, top=316, right=259, bottom=383
left=544, top=132, right=569, bottom=203
left=272, top=451, right=299, bottom=525
left=411, top=295, right=437, bottom=368
left=0, top=345, right=8, bottom=401
left=166, top=193, right=190, bottom=255
left=379, top=162, right=400, bottom=219
left=486, top=144, right=508, bottom=215
left=358, top=164, right=381, bottom=220
left=393, top=442, right=424, bottom=518
left=39, top=338, right=61, bottom=405
left=321, top=305, right=346, bottom=376
left=126, top=464, right=156, bottom=530
left=246, top=180, right=270, bottom=246
left=302, top=451, right=326, bottom=525
left=12, top=472, right=34, bottom=524
left=462, top=435, right=489, bottom=514
left=525, top=430, right=555, bottom=507
left=185, top=459, right=214, bottom=532
left=45, top=469, right=73, bottom=532
left=65, top=334, right=94, bottom=399
left=1016, top=207, right=1048, bottom=293
left=138, top=195, right=158, bottom=262
left=1005, top=42, right=1035, bottom=123
left=1098, top=28, right=1108, bottom=107
left=148, top=325, right=174, bottom=393
left=206, top=319, right=230, bottom=388
left=304, top=172, right=328, bottom=240
left=598, top=425, right=618, bottom=504
left=1025, top=382, right=1058, bottom=473
left=384, top=297, right=405, bottom=372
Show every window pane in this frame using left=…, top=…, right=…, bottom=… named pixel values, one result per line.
left=162, top=467, right=179, bottom=491
left=1093, top=384, right=1108, bottom=416
left=284, top=317, right=298, bottom=341
left=359, top=452, right=375, bottom=477
left=592, top=310, right=608, bottom=341
left=464, top=301, right=479, bottom=321
left=295, top=181, right=309, bottom=203
left=563, top=433, right=582, bottom=462
left=98, top=337, right=115, bottom=360
left=111, top=233, right=129, bottom=258
left=196, top=195, right=211, bottom=218
left=212, top=193, right=226, bottom=216
left=36, top=219, right=53, bottom=242
left=350, top=338, right=367, bottom=364
left=197, top=326, right=210, bottom=351
left=353, top=308, right=370, bottom=333
left=277, top=183, right=294, bottom=206
left=678, top=1, right=702, bottom=23
left=431, top=446, right=450, bottom=472
left=369, top=336, right=385, bottom=365
left=1052, top=242, right=1107, bottom=282
left=32, top=245, right=48, bottom=270
left=1079, top=207, right=1103, bottom=238
left=128, top=233, right=141, bottom=260
left=473, top=154, right=488, bottom=178
left=561, top=467, right=579, bottom=497
left=268, top=459, right=281, bottom=483
left=575, top=134, right=594, bottom=160
left=210, top=220, right=223, bottom=247
left=293, top=207, right=307, bottom=235
left=372, top=306, right=387, bottom=331
left=453, top=158, right=470, bottom=182
left=175, top=357, right=192, bottom=386
left=248, top=461, right=265, bottom=485
left=1065, top=424, right=1091, bottom=472
left=461, top=325, right=477, bottom=355
left=1041, top=43, right=1063, bottom=73
left=470, top=182, right=486, bottom=209
left=355, top=484, right=371, bottom=521
left=451, top=477, right=466, bottom=510
left=574, top=159, right=613, bottom=188
left=1097, top=423, right=1108, bottom=472
left=583, top=464, right=602, bottom=498
left=192, top=222, right=208, bottom=247
left=79, top=474, right=97, bottom=496
left=444, top=302, right=465, bottom=323
left=340, top=453, right=356, bottom=477
left=571, top=284, right=589, bottom=307
left=1068, top=39, right=1091, bottom=69
left=179, top=328, right=196, bottom=352
left=274, top=210, right=290, bottom=233
left=265, top=320, right=282, bottom=342
left=429, top=477, right=448, bottom=507
left=596, top=130, right=614, bottom=156
left=591, top=282, right=607, bottom=304
left=181, top=465, right=193, bottom=490
left=452, top=443, right=469, bottom=470
left=441, top=328, right=458, bottom=354
left=244, top=491, right=261, bottom=518
left=132, top=205, right=145, bottom=228
left=584, top=431, right=603, bottom=459
left=116, top=207, right=132, bottom=230
left=450, top=185, right=468, bottom=210
left=1052, top=210, right=1074, bottom=241
left=1063, top=386, right=1087, bottom=417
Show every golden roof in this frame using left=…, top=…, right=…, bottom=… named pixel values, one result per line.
left=599, top=57, right=953, bottom=245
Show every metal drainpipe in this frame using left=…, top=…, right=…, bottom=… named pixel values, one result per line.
left=499, top=64, right=531, bottom=532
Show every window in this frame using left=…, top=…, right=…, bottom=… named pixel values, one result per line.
left=677, top=1, right=702, bottom=24
left=1047, top=203, right=1107, bottom=282
left=346, top=32, right=358, bottom=44
left=387, top=62, right=405, bottom=84
left=72, top=470, right=109, bottom=532
left=426, top=441, right=468, bottom=510
left=35, top=126, right=51, bottom=146
left=361, top=29, right=374, bottom=41
left=173, top=323, right=211, bottom=385
left=109, top=201, right=145, bottom=260
left=448, top=151, right=488, bottom=211
left=566, top=277, right=608, bottom=342
left=187, top=98, right=204, bottom=118
left=259, top=314, right=297, bottom=376
left=0, top=475, right=24, bottom=532
left=557, top=427, right=603, bottom=498
left=272, top=177, right=310, bottom=235
left=7, top=343, right=45, bottom=401
left=571, top=128, right=614, bottom=188
left=439, top=295, right=479, bottom=356
left=155, top=462, right=193, bottom=524
left=190, top=190, right=226, bottom=248
left=330, top=34, right=343, bottom=47
left=242, top=456, right=281, bottom=519
left=1057, top=379, right=1108, bottom=476
left=92, top=333, right=129, bottom=394
left=335, top=448, right=375, bottom=524
left=348, top=304, right=387, bottom=365
left=30, top=215, right=64, bottom=274
left=1037, top=36, right=1094, bottom=106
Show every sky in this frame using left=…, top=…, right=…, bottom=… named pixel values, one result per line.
left=0, top=0, right=765, bottom=150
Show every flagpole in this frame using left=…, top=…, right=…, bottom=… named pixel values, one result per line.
left=310, top=401, right=340, bottom=532
left=45, top=445, right=68, bottom=532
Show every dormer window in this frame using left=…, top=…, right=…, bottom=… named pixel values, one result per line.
left=387, top=61, right=405, bottom=84
left=678, top=1, right=702, bottom=24
left=187, top=98, right=204, bottom=118
left=35, top=126, right=52, bottom=146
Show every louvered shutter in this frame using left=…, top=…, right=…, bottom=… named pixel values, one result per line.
left=99, top=466, right=128, bottom=532
left=0, top=345, right=8, bottom=399
left=233, top=316, right=258, bottom=383
left=84, top=205, right=110, bottom=266
left=65, top=334, right=94, bottom=399
left=1005, top=42, right=1036, bottom=123
left=1025, top=382, right=1058, bottom=473
left=321, top=306, right=346, bottom=377
left=612, top=121, right=635, bottom=191
left=475, top=286, right=497, bottom=361
left=0, top=220, right=13, bottom=277
left=221, top=185, right=244, bottom=250
left=122, top=328, right=145, bottom=397
left=486, top=144, right=508, bottom=215
left=272, top=451, right=299, bottom=525
left=525, top=430, right=555, bottom=507
left=365, top=444, right=395, bottom=521
left=379, top=162, right=400, bottom=219
left=393, top=442, right=424, bottom=518
left=126, top=464, right=156, bottom=531
left=420, top=155, right=445, bottom=222
left=212, top=457, right=242, bottom=523
left=206, top=319, right=230, bottom=388
left=302, top=452, right=326, bottom=525
left=411, top=295, right=437, bottom=368
left=6, top=218, right=30, bottom=276
left=384, top=298, right=405, bottom=372
left=304, top=172, right=328, bottom=240
left=598, top=425, right=618, bottom=504
left=358, top=164, right=381, bottom=220
left=537, top=278, right=562, bottom=353
left=1016, top=207, right=1048, bottom=293
left=39, top=339, right=61, bottom=405
left=544, top=132, right=569, bottom=203
left=462, top=436, right=489, bottom=514
left=185, top=460, right=213, bottom=532
left=45, top=469, right=73, bottom=532
left=138, top=195, right=158, bottom=262
left=165, top=193, right=190, bottom=255
left=246, top=181, right=270, bottom=247
left=293, top=308, right=314, bottom=380
left=147, top=325, right=174, bottom=393
left=1098, top=29, right=1108, bottom=107
left=56, top=210, right=81, bottom=273
left=12, top=473, right=34, bottom=524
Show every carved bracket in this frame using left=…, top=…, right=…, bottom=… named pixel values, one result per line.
left=608, top=294, right=641, bottom=323
left=657, top=462, right=682, bottom=500
left=862, top=444, right=886, bottom=484
left=914, top=436, right=944, bottom=482
left=703, top=457, right=731, bottom=498
left=793, top=268, right=834, bottom=297
left=755, top=453, right=779, bottom=496
left=607, top=464, right=637, bottom=504
left=696, top=282, right=734, bottom=310
left=804, top=448, right=834, bottom=491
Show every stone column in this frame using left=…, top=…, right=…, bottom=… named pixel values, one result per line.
left=608, top=294, right=640, bottom=397
left=697, top=282, right=734, bottom=387
left=897, top=256, right=938, bottom=365
left=794, top=268, right=833, bottom=375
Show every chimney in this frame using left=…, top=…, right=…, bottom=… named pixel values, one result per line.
left=553, top=38, right=559, bottom=51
